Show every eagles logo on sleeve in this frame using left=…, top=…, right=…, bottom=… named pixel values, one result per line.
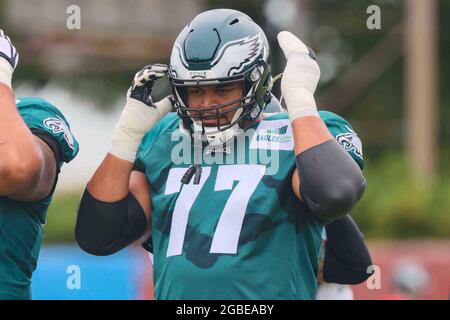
left=16, top=97, right=79, bottom=164
left=316, top=111, right=364, bottom=170
left=43, top=117, right=75, bottom=150
left=335, top=127, right=363, bottom=160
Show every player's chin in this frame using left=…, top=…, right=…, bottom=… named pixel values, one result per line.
left=201, top=118, right=230, bottom=127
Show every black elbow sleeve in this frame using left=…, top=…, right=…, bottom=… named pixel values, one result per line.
left=75, top=189, right=147, bottom=256
left=296, top=140, right=366, bottom=223
left=323, top=215, right=373, bottom=284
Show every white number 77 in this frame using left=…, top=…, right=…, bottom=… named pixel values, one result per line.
left=164, top=164, right=265, bottom=257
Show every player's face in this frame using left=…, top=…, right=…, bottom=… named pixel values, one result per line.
left=186, top=81, right=244, bottom=127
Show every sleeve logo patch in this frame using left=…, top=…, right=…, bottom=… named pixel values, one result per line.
left=43, top=117, right=75, bottom=150
left=250, top=119, right=294, bottom=150
left=256, top=125, right=290, bottom=143
left=336, top=127, right=363, bottom=160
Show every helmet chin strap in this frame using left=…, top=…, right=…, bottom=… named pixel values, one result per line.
left=192, top=107, right=243, bottom=146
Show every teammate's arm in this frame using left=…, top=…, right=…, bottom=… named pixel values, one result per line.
left=0, top=30, right=59, bottom=201
left=75, top=65, right=171, bottom=256
left=278, top=31, right=366, bottom=223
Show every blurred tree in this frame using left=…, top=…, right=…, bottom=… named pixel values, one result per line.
left=405, top=0, right=438, bottom=180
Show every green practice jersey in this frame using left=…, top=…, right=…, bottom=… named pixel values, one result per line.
left=135, top=111, right=363, bottom=300
left=0, top=97, right=79, bottom=299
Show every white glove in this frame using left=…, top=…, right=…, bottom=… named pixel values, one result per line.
left=110, top=64, right=173, bottom=162
left=0, top=29, right=19, bottom=88
left=277, top=31, right=320, bottom=121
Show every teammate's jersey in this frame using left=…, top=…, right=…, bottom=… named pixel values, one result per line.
left=0, top=97, right=79, bottom=300
left=135, top=111, right=363, bottom=300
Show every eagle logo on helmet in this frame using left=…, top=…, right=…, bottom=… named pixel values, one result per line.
left=170, top=34, right=265, bottom=80
left=211, top=34, right=265, bottom=76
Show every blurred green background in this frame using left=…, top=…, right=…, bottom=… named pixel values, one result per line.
left=1, top=0, right=449, bottom=242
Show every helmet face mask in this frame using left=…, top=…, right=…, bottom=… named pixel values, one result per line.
left=168, top=9, right=272, bottom=145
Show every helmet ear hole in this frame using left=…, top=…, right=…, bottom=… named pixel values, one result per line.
left=243, top=79, right=252, bottom=96
left=263, top=91, right=272, bottom=104
left=174, top=86, right=189, bottom=108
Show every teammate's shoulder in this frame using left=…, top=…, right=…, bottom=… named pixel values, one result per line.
left=16, top=96, right=49, bottom=107
left=16, top=96, right=73, bottom=129
left=16, top=96, right=79, bottom=163
left=17, top=96, right=64, bottom=115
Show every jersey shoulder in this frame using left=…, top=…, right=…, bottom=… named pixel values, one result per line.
left=138, top=112, right=180, bottom=153
left=135, top=112, right=180, bottom=169
left=262, top=112, right=290, bottom=121
left=16, top=97, right=79, bottom=163
left=319, top=110, right=364, bottom=170
left=262, top=111, right=364, bottom=169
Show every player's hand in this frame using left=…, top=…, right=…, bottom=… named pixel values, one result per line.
left=129, top=64, right=168, bottom=106
left=277, top=31, right=320, bottom=121
left=110, top=64, right=173, bottom=162
left=0, top=29, right=19, bottom=88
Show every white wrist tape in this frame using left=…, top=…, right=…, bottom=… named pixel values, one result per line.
left=110, top=96, right=172, bottom=162
left=283, top=82, right=320, bottom=121
left=0, top=59, right=13, bottom=88
left=278, top=31, right=321, bottom=121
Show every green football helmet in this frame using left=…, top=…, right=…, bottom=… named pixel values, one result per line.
left=168, top=9, right=272, bottom=145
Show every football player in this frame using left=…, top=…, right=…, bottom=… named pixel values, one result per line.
left=0, top=30, right=79, bottom=299
left=76, top=9, right=366, bottom=299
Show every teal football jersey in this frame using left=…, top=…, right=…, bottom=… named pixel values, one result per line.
left=135, top=111, right=363, bottom=300
left=0, top=97, right=79, bottom=300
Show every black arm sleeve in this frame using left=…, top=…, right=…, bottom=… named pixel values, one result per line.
left=75, top=189, right=147, bottom=256
left=323, top=215, right=373, bottom=284
left=296, top=140, right=366, bottom=223
left=31, top=129, right=62, bottom=169
left=133, top=164, right=145, bottom=173
left=31, top=129, right=62, bottom=197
